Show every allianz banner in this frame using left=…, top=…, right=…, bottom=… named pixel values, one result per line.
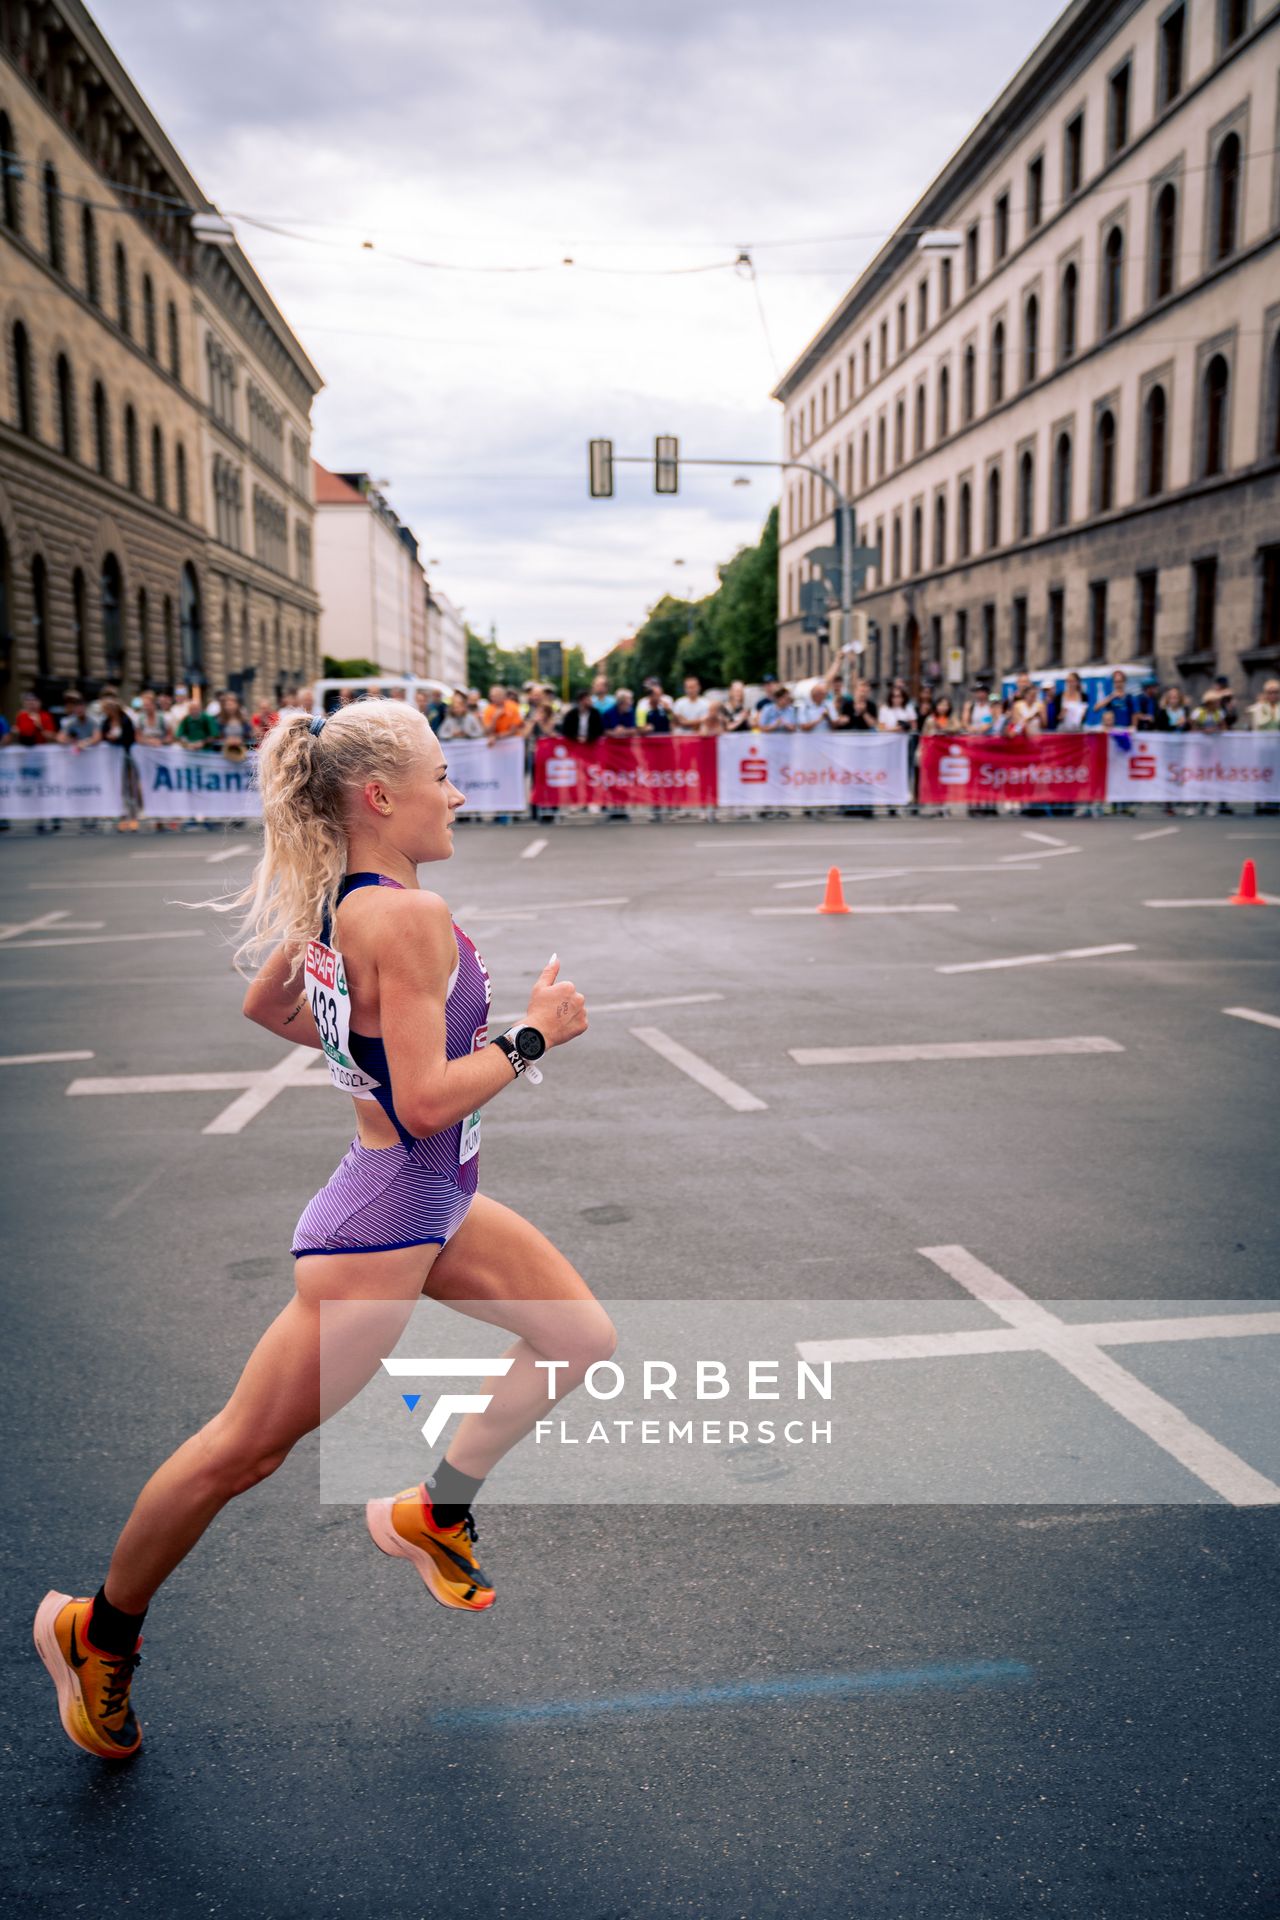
left=0, top=743, right=126, bottom=818
left=917, top=734, right=1107, bottom=807
left=534, top=736, right=717, bottom=808
left=134, top=744, right=261, bottom=817
left=716, top=732, right=911, bottom=809
left=1105, top=731, right=1280, bottom=804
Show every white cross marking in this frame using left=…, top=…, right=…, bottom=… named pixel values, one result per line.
left=66, top=1050, right=331, bottom=1134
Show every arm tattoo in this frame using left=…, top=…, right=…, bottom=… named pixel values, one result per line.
left=282, top=996, right=307, bottom=1027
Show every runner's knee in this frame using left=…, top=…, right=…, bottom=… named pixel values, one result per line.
left=545, top=1309, right=618, bottom=1381
left=195, top=1413, right=298, bottom=1497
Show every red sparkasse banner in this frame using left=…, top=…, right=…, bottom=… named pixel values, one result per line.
left=916, top=733, right=1107, bottom=805
left=534, top=735, right=718, bottom=807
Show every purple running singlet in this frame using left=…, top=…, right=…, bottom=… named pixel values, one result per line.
left=291, top=873, right=493, bottom=1258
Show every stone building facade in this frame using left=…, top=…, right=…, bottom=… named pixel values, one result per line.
left=774, top=0, right=1280, bottom=701
left=0, top=0, right=322, bottom=718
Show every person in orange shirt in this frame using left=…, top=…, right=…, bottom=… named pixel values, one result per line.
left=481, top=683, right=523, bottom=740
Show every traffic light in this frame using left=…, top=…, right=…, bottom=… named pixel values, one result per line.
left=655, top=435, right=679, bottom=494
left=588, top=439, right=614, bottom=498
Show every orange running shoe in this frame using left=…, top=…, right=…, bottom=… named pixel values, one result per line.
left=33, top=1591, right=143, bottom=1759
left=365, top=1484, right=496, bottom=1611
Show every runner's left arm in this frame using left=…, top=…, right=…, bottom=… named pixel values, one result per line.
left=242, top=944, right=325, bottom=1048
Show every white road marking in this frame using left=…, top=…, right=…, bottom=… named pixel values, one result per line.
left=1, top=930, right=206, bottom=949
left=1145, top=896, right=1280, bottom=907
left=105, top=1158, right=175, bottom=1222
left=27, top=878, right=232, bottom=889
left=916, top=1245, right=1280, bottom=1507
left=1133, top=826, right=1179, bottom=841
left=491, top=992, right=724, bottom=1024
left=465, top=895, right=628, bottom=920
left=937, top=944, right=1136, bottom=975
left=753, top=903, right=959, bottom=916
left=630, top=1026, right=766, bottom=1112
left=66, top=1051, right=331, bottom=1133
left=0, top=1050, right=94, bottom=1065
left=1223, top=1006, right=1280, bottom=1032
left=520, top=838, right=548, bottom=860
left=999, top=845, right=1081, bottom=863
left=696, top=837, right=955, bottom=850
left=790, top=1036, right=1123, bottom=1065
left=202, top=1046, right=322, bottom=1135
left=205, top=842, right=257, bottom=863
left=0, top=910, right=72, bottom=942
left=1021, top=830, right=1068, bottom=847
left=800, top=1311, right=1280, bottom=1366
left=773, top=863, right=1037, bottom=889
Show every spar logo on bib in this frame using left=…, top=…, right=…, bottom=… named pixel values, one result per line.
left=738, top=746, right=769, bottom=784
left=545, top=745, right=578, bottom=789
left=938, top=747, right=971, bottom=786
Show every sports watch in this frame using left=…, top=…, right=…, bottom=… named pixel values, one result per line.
left=490, top=1024, right=546, bottom=1083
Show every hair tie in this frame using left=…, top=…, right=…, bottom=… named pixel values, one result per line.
left=309, top=714, right=327, bottom=738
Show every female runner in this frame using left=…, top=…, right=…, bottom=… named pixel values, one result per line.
left=35, top=698, right=613, bottom=1759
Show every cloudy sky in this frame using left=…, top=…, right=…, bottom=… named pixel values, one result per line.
left=91, top=0, right=1064, bottom=662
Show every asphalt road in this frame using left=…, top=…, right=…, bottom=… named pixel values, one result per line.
left=3, top=811, right=1278, bottom=1918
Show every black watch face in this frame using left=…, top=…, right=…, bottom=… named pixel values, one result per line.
left=517, top=1027, right=546, bottom=1060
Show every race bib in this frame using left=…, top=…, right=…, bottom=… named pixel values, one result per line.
left=304, top=938, right=381, bottom=1098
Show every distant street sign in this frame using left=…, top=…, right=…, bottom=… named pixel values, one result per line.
left=655, top=435, right=679, bottom=494
left=535, top=641, right=564, bottom=684
left=588, top=440, right=614, bottom=497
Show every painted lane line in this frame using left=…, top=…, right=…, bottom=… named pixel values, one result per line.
left=520, top=838, right=548, bottom=860
left=27, top=878, right=237, bottom=889
left=790, top=1036, right=1124, bottom=1065
left=630, top=1026, right=766, bottom=1112
left=1133, top=825, right=1179, bottom=841
left=0, top=910, right=72, bottom=942
left=0, top=1050, right=95, bottom=1066
left=202, top=1046, right=322, bottom=1135
left=773, top=863, right=1037, bottom=891
left=430, top=1659, right=1034, bottom=1728
left=918, top=1245, right=1280, bottom=1507
left=799, top=1311, right=1280, bottom=1366
left=466, top=895, right=628, bottom=919
left=206, top=843, right=257, bottom=863
left=999, top=846, right=1081, bottom=863
left=1223, top=1006, right=1280, bottom=1031
left=1, top=930, right=206, bottom=949
left=936, top=943, right=1136, bottom=975
left=696, top=837, right=956, bottom=850
left=1021, top=830, right=1069, bottom=847
left=1145, top=896, right=1280, bottom=907
left=491, top=992, right=725, bottom=1024
left=754, top=904, right=959, bottom=916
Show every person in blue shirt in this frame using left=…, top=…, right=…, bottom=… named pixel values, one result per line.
left=1096, top=670, right=1141, bottom=728
left=602, top=687, right=637, bottom=733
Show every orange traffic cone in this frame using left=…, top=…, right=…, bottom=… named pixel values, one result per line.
left=818, top=866, right=852, bottom=915
left=1230, top=858, right=1264, bottom=905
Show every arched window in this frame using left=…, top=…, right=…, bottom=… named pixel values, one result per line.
left=1103, top=228, right=1124, bottom=332
left=176, top=441, right=188, bottom=520
left=962, top=344, right=975, bottom=422
left=958, top=481, right=972, bottom=558
left=100, top=553, right=124, bottom=681
left=1213, top=133, right=1240, bottom=262
left=71, top=567, right=88, bottom=679
left=1202, top=354, right=1229, bottom=476
left=42, top=162, right=64, bottom=273
left=55, top=353, right=74, bottom=458
left=31, top=555, right=50, bottom=676
left=1023, top=295, right=1039, bottom=385
left=142, top=274, right=157, bottom=358
left=137, top=588, right=151, bottom=686
left=1060, top=263, right=1078, bottom=361
left=152, top=425, right=166, bottom=507
left=910, top=504, right=923, bottom=574
left=937, top=364, right=950, bottom=438
left=914, top=385, right=926, bottom=454
left=124, top=404, right=140, bottom=491
left=180, top=562, right=203, bottom=678
left=990, top=321, right=1005, bottom=407
left=1095, top=408, right=1117, bottom=511
left=0, top=112, right=21, bottom=232
left=92, top=381, right=111, bottom=477
left=985, top=467, right=1001, bottom=550
left=1054, top=431, right=1073, bottom=526
left=11, top=321, right=33, bottom=436
left=1145, top=386, right=1167, bottom=495
left=81, top=204, right=100, bottom=305
left=1152, top=184, right=1177, bottom=301
left=933, top=492, right=947, bottom=567
left=1018, top=449, right=1035, bottom=538
left=114, top=243, right=131, bottom=335
left=167, top=301, right=181, bottom=381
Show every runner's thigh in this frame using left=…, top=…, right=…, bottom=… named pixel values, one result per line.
left=424, top=1193, right=614, bottom=1352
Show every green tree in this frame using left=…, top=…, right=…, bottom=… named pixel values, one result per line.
left=606, top=505, right=779, bottom=695
left=322, top=655, right=381, bottom=679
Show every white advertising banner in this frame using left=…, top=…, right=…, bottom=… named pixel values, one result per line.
left=441, top=736, right=528, bottom=814
left=134, top=744, right=261, bottom=817
left=0, top=743, right=125, bottom=818
left=716, top=731, right=912, bottom=809
left=1105, top=732, right=1280, bottom=806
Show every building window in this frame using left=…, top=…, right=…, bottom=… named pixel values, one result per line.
left=142, top=274, right=157, bottom=358
left=55, top=353, right=74, bottom=458
left=1027, top=156, right=1044, bottom=232
left=1103, top=227, right=1124, bottom=332
left=1095, top=409, right=1117, bottom=512
left=962, top=345, right=976, bottom=423
left=152, top=425, right=166, bottom=508
left=894, top=398, right=905, bottom=466
left=958, top=482, right=972, bottom=559
left=101, top=554, right=124, bottom=680
left=1060, top=262, right=1078, bottom=361
left=1054, top=431, right=1073, bottom=526
left=1136, top=571, right=1158, bottom=655
left=863, top=338, right=872, bottom=385
left=92, top=381, right=110, bottom=477
left=1089, top=580, right=1108, bottom=661
left=965, top=224, right=979, bottom=291
left=1212, top=134, right=1240, bottom=261
left=985, top=466, right=1001, bottom=551
left=914, top=384, right=926, bottom=454
left=1108, top=62, right=1131, bottom=158
left=896, top=301, right=907, bottom=357
left=1011, top=596, right=1028, bottom=669
left=891, top=514, right=903, bottom=582
left=994, top=193, right=1010, bottom=260
left=860, top=429, right=870, bottom=490
left=137, top=587, right=151, bottom=686
left=1064, top=112, right=1084, bottom=197
left=176, top=441, right=188, bottom=520
left=910, top=505, right=923, bottom=575
left=879, top=320, right=888, bottom=371
left=180, top=563, right=203, bottom=679
left=1023, top=295, right=1039, bottom=385
left=917, top=278, right=928, bottom=334
left=1201, top=353, right=1229, bottom=476
left=1144, top=385, right=1167, bottom=495
left=1257, top=545, right=1280, bottom=652
left=982, top=603, right=996, bottom=673
left=934, top=493, right=947, bottom=567
left=81, top=205, right=100, bottom=305
left=114, top=244, right=131, bottom=335
left=0, top=112, right=20, bottom=233
left=989, top=321, right=1005, bottom=408
left=1047, top=587, right=1065, bottom=665
left=936, top=364, right=950, bottom=440
left=940, top=258, right=952, bottom=313
left=42, top=162, right=64, bottom=273
left=1219, top=0, right=1248, bottom=53
left=1018, top=449, right=1035, bottom=538
left=1269, top=333, right=1280, bottom=455
left=1151, top=184, right=1177, bottom=300
left=1160, top=6, right=1185, bottom=107
left=71, top=567, right=88, bottom=679
left=876, top=415, right=886, bottom=477
left=31, top=554, right=50, bottom=675
left=11, top=320, right=33, bottom=435
left=1192, top=557, right=1217, bottom=654
left=167, top=301, right=181, bottom=381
